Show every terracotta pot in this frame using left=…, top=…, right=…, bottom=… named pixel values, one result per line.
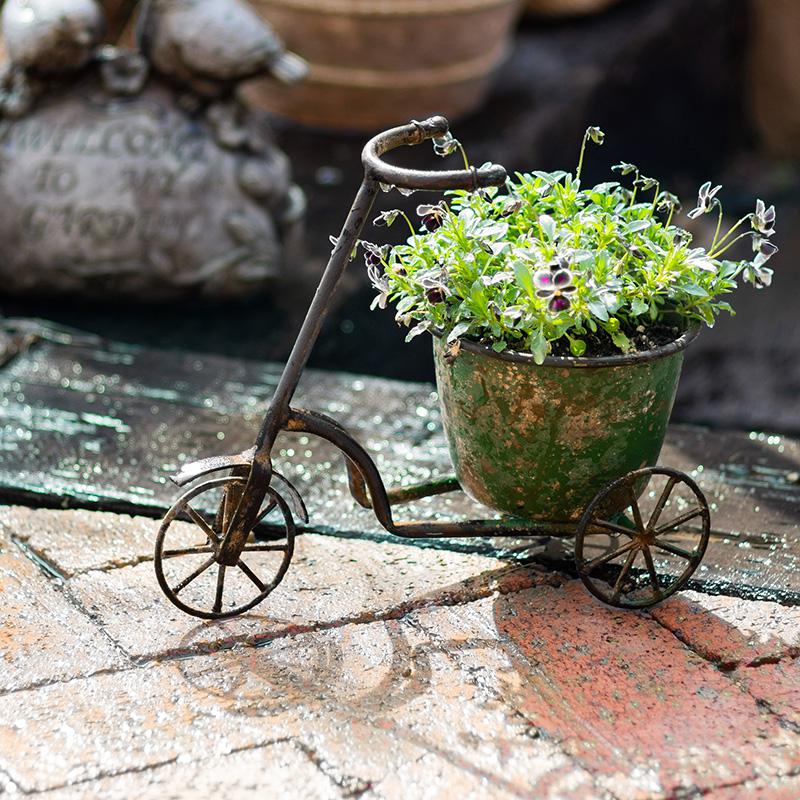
left=525, top=0, right=621, bottom=17
left=243, top=0, right=523, bottom=132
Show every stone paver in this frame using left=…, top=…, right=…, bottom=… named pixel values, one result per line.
left=67, top=527, right=547, bottom=659
left=0, top=532, right=126, bottom=694
left=0, top=662, right=269, bottom=792
left=494, top=582, right=799, bottom=799
left=733, top=658, right=800, bottom=727
left=0, top=598, right=595, bottom=797
left=0, top=505, right=155, bottom=576
left=651, top=590, right=800, bottom=667
left=704, top=773, right=800, bottom=799
left=40, top=741, right=341, bottom=800
left=2, top=502, right=800, bottom=799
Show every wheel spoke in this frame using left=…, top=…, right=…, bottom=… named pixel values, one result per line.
left=584, top=539, right=638, bottom=572
left=241, top=543, right=288, bottom=553
left=238, top=558, right=266, bottom=591
left=213, top=564, right=226, bottom=613
left=255, top=499, right=278, bottom=525
left=646, top=476, right=677, bottom=532
left=163, top=546, right=216, bottom=558
left=173, top=556, right=216, bottom=594
left=183, top=503, right=220, bottom=545
left=611, top=547, right=639, bottom=603
left=640, top=546, right=662, bottom=597
left=628, top=488, right=645, bottom=532
left=655, top=507, right=705, bottom=535
left=651, top=539, right=696, bottom=561
left=586, top=518, right=637, bottom=538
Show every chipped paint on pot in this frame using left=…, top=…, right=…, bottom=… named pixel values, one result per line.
left=433, top=325, right=700, bottom=520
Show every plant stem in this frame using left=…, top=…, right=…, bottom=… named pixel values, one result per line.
left=709, top=230, right=752, bottom=258
left=457, top=144, right=471, bottom=172
left=710, top=202, right=723, bottom=251
left=710, top=214, right=752, bottom=254
left=399, top=211, right=417, bottom=237
left=650, top=183, right=661, bottom=216
left=575, top=131, right=589, bottom=182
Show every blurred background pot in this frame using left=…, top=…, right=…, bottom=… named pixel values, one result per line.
left=747, top=0, right=800, bottom=156
left=525, top=0, right=621, bottom=17
left=243, top=0, right=523, bottom=132
left=101, top=0, right=137, bottom=41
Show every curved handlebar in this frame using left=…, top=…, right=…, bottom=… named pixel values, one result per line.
left=362, top=116, right=507, bottom=193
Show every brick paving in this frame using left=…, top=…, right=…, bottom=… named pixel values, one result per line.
left=0, top=505, right=799, bottom=799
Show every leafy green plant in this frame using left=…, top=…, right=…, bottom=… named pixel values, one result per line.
left=362, top=127, right=778, bottom=362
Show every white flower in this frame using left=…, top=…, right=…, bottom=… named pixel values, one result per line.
left=752, top=198, right=776, bottom=237
left=687, top=181, right=722, bottom=219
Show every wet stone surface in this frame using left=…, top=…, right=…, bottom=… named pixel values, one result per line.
left=0, top=528, right=126, bottom=693
left=0, top=324, right=799, bottom=796
left=65, top=525, right=547, bottom=660
left=651, top=590, right=800, bottom=668
left=1, top=325, right=800, bottom=604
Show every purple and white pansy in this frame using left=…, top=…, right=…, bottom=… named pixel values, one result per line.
left=534, top=259, right=577, bottom=312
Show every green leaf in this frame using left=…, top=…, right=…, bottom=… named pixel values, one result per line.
left=512, top=261, right=535, bottom=298
left=447, top=321, right=471, bottom=342
left=681, top=284, right=709, bottom=298
left=538, top=215, right=556, bottom=241
left=530, top=328, right=548, bottom=364
left=631, top=297, right=648, bottom=316
left=611, top=330, right=631, bottom=351
left=587, top=300, right=609, bottom=321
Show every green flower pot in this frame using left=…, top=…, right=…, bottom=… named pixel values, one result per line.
left=433, top=325, right=699, bottom=521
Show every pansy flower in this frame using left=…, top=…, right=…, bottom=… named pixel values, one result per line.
left=432, top=131, right=460, bottom=158
left=656, top=192, right=681, bottom=214
left=367, top=263, right=389, bottom=309
left=416, top=202, right=447, bottom=232
left=534, top=261, right=577, bottom=312
left=634, top=175, right=658, bottom=191
left=361, top=241, right=391, bottom=268
left=373, top=210, right=400, bottom=227
left=586, top=126, right=605, bottom=145
left=612, top=162, right=638, bottom=176
left=743, top=236, right=778, bottom=288
left=500, top=197, right=523, bottom=217
left=752, top=199, right=776, bottom=237
left=753, top=235, right=778, bottom=267
left=420, top=270, right=451, bottom=304
left=687, top=181, right=721, bottom=219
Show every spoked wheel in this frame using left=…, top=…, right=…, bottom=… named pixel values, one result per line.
left=155, top=475, right=295, bottom=619
left=575, top=467, right=710, bottom=609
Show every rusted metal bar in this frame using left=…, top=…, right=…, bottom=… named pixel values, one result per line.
left=220, top=117, right=507, bottom=564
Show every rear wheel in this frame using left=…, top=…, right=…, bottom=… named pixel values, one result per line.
left=574, top=467, right=710, bottom=609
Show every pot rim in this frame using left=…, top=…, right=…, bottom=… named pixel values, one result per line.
left=435, top=322, right=701, bottom=368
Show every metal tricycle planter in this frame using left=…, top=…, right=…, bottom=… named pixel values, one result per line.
left=154, top=117, right=711, bottom=620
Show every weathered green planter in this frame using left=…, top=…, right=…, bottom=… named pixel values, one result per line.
left=433, top=325, right=699, bottom=520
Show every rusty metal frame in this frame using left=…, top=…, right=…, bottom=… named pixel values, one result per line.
left=215, top=116, right=510, bottom=566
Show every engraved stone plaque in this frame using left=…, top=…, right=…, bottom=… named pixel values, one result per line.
left=0, top=73, right=304, bottom=299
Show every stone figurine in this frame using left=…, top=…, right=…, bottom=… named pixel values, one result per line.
left=0, top=0, right=307, bottom=300
left=137, top=0, right=307, bottom=97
